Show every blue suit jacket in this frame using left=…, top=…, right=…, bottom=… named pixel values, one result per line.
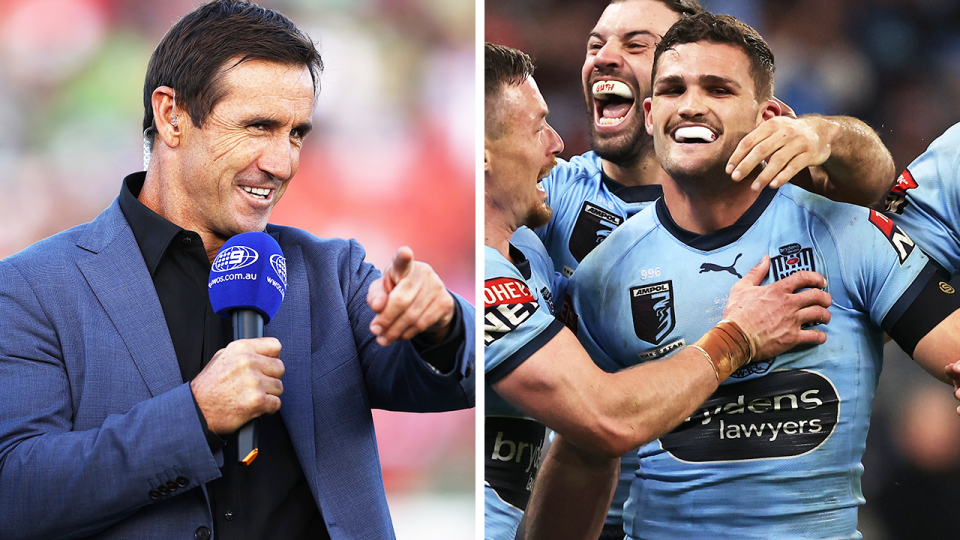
left=0, top=200, right=475, bottom=539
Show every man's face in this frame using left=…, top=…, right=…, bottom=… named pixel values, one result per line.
left=486, top=76, right=564, bottom=230
left=644, top=41, right=772, bottom=186
left=176, top=58, right=314, bottom=243
left=582, top=0, right=681, bottom=165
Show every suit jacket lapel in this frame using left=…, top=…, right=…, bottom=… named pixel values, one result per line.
left=76, top=202, right=183, bottom=397
left=266, top=242, right=317, bottom=473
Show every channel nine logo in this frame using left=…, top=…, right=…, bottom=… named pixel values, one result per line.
left=270, top=254, right=287, bottom=286
left=212, top=245, right=259, bottom=272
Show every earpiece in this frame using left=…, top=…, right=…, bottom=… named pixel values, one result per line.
left=170, top=116, right=179, bottom=126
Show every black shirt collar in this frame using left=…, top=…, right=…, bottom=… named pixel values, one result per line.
left=118, top=172, right=186, bottom=277
left=508, top=243, right=532, bottom=280
left=655, top=187, right=777, bottom=250
left=600, top=169, right=664, bottom=203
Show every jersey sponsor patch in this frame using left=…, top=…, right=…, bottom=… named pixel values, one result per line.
left=868, top=210, right=916, bottom=264
left=660, top=369, right=839, bottom=462
left=630, top=280, right=675, bottom=345
left=568, top=201, right=624, bottom=263
left=484, top=277, right=539, bottom=346
left=884, top=169, right=918, bottom=215
left=485, top=417, right=547, bottom=511
left=771, top=243, right=816, bottom=281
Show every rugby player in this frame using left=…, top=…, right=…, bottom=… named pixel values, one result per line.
left=533, top=13, right=960, bottom=539
left=483, top=42, right=834, bottom=540
left=533, top=2, right=898, bottom=536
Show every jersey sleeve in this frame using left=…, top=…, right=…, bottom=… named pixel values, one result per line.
left=565, top=238, right=626, bottom=373
left=816, top=202, right=935, bottom=329
left=484, top=247, right=563, bottom=384
left=883, top=123, right=960, bottom=275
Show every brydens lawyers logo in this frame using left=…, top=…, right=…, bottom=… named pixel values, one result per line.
left=212, top=245, right=259, bottom=272
left=269, top=254, right=287, bottom=286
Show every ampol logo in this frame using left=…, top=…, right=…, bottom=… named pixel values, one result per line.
left=212, top=245, right=259, bottom=272
left=269, top=254, right=287, bottom=286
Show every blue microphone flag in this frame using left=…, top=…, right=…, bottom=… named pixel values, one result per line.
left=208, top=231, right=286, bottom=323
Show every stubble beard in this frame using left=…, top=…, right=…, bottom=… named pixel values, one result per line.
left=524, top=201, right=553, bottom=230
left=658, top=140, right=736, bottom=198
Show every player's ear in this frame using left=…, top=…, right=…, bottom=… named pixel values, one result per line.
left=643, top=97, right=654, bottom=135
left=759, top=98, right=781, bottom=121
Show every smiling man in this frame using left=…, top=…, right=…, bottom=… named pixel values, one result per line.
left=537, top=0, right=895, bottom=282
left=551, top=12, right=960, bottom=539
left=0, top=1, right=474, bottom=539
left=484, top=42, right=837, bottom=540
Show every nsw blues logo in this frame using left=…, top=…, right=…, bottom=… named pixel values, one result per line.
left=630, top=280, right=675, bottom=345
left=269, top=253, right=287, bottom=287
left=212, top=245, right=259, bottom=272
left=771, top=243, right=815, bottom=281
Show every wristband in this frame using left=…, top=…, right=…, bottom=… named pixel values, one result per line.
left=691, top=319, right=753, bottom=382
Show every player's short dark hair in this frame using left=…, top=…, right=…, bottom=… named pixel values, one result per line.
left=652, top=12, right=775, bottom=99
left=609, top=0, right=705, bottom=18
left=142, top=0, right=323, bottom=136
left=485, top=42, right=535, bottom=140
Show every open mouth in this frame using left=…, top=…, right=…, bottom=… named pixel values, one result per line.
left=592, top=80, right=634, bottom=127
left=241, top=186, right=273, bottom=200
left=672, top=125, right=717, bottom=144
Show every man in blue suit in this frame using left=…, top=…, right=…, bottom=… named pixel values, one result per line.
left=0, top=1, right=474, bottom=539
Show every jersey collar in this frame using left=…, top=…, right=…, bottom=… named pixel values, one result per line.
left=508, top=243, right=532, bottom=280
left=655, top=187, right=777, bottom=250
left=600, top=170, right=664, bottom=203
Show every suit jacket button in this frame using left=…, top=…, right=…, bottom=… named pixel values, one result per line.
left=176, top=476, right=190, bottom=488
left=148, top=490, right=161, bottom=500
left=195, top=526, right=211, bottom=540
left=157, top=485, right=170, bottom=495
left=165, top=480, right=178, bottom=491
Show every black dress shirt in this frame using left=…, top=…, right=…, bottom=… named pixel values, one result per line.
left=117, top=172, right=465, bottom=538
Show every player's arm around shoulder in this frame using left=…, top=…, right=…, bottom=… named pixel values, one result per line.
left=727, top=98, right=895, bottom=207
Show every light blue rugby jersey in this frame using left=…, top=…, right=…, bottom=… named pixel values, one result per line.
left=535, top=151, right=662, bottom=529
left=883, top=121, right=960, bottom=274
left=536, top=151, right=663, bottom=278
left=484, top=227, right=565, bottom=540
left=569, top=184, right=931, bottom=539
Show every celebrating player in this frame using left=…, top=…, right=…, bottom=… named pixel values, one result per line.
left=534, top=13, right=960, bottom=539
left=483, top=42, right=834, bottom=540
left=529, top=2, right=898, bottom=536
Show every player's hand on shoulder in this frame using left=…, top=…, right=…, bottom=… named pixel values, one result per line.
left=366, top=246, right=455, bottom=346
left=726, top=97, right=834, bottom=191
left=723, top=255, right=832, bottom=360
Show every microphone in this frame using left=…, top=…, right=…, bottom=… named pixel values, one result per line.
left=208, top=231, right=287, bottom=465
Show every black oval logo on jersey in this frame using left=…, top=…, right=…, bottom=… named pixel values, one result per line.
left=661, top=369, right=839, bottom=462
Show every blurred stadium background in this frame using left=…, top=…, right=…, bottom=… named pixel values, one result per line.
left=486, top=0, right=960, bottom=538
left=0, top=0, right=475, bottom=538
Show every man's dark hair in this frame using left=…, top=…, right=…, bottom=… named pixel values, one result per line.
left=652, top=12, right=775, bottom=99
left=142, top=0, right=323, bottom=136
left=610, top=0, right=705, bottom=18
left=485, top=42, right=535, bottom=140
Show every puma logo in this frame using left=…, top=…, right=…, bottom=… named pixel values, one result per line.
left=700, top=253, right=742, bottom=278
